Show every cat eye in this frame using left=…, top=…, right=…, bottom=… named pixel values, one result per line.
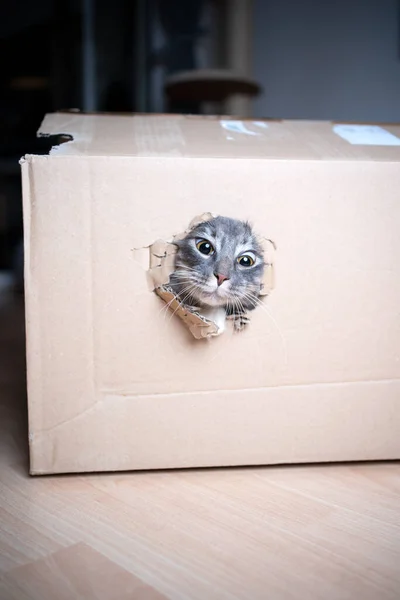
left=196, top=239, right=215, bottom=256
left=237, top=254, right=255, bottom=267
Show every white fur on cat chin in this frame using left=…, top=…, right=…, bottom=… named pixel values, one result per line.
left=198, top=306, right=226, bottom=335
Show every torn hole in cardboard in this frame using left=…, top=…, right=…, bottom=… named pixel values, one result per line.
left=147, top=213, right=276, bottom=340
left=35, top=132, right=74, bottom=155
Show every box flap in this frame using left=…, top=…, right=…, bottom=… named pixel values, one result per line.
left=37, top=112, right=400, bottom=162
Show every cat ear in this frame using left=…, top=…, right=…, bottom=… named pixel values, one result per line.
left=243, top=219, right=253, bottom=230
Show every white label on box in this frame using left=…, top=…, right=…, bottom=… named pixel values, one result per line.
left=333, top=124, right=400, bottom=146
left=220, top=120, right=264, bottom=136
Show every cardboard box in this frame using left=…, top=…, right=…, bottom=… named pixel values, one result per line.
left=21, top=114, right=400, bottom=475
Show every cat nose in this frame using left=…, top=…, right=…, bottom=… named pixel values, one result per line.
left=214, top=272, right=229, bottom=286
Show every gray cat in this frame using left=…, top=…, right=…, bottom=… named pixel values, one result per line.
left=169, top=216, right=265, bottom=332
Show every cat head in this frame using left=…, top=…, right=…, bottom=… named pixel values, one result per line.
left=171, top=216, right=265, bottom=309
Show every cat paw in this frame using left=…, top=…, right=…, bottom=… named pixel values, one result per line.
left=230, top=313, right=250, bottom=331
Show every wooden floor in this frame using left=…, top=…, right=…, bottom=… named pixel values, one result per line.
left=1, top=283, right=400, bottom=600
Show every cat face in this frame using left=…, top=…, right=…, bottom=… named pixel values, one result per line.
left=170, top=216, right=265, bottom=310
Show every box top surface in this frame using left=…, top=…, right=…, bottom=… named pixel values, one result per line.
left=37, top=112, right=400, bottom=162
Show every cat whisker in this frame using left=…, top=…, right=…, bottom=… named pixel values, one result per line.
left=171, top=268, right=196, bottom=275
left=170, top=272, right=200, bottom=284
left=171, top=278, right=198, bottom=286
left=175, top=262, right=200, bottom=269
left=167, top=285, right=198, bottom=324
left=170, top=278, right=198, bottom=287
left=157, top=294, right=177, bottom=317
left=158, top=283, right=196, bottom=323
left=174, top=265, right=200, bottom=274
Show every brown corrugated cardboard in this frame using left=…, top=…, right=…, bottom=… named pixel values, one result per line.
left=21, top=113, right=400, bottom=475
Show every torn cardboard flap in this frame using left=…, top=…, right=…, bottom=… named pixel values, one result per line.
left=147, top=239, right=178, bottom=290
left=148, top=213, right=276, bottom=339
left=188, top=211, right=215, bottom=230
left=155, top=286, right=219, bottom=339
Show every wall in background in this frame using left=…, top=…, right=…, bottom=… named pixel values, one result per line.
left=252, top=0, right=400, bottom=122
